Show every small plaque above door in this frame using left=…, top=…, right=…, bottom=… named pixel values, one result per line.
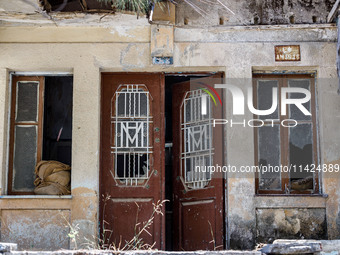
left=275, top=45, right=301, bottom=61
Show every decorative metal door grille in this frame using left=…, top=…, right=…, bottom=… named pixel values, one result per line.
left=111, top=84, right=153, bottom=186
left=181, top=89, right=213, bottom=189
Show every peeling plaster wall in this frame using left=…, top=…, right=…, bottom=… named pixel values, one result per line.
left=256, top=208, right=327, bottom=242
left=176, top=0, right=336, bottom=26
left=1, top=209, right=70, bottom=250
left=0, top=12, right=339, bottom=250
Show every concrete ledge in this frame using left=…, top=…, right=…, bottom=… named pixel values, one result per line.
left=0, top=195, right=72, bottom=199
left=261, top=240, right=323, bottom=254
left=3, top=241, right=340, bottom=254
left=0, top=243, right=17, bottom=253
left=174, top=25, right=337, bottom=43
left=255, top=195, right=327, bottom=209
left=6, top=251, right=261, bottom=255
left=0, top=197, right=72, bottom=210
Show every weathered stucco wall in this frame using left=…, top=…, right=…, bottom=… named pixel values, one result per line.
left=176, top=0, right=336, bottom=26
left=256, top=208, right=327, bottom=242
left=0, top=12, right=339, bottom=250
left=2, top=209, right=70, bottom=250
left=173, top=24, right=339, bottom=249
left=0, top=198, right=71, bottom=250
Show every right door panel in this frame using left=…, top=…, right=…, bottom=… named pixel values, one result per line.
left=172, top=74, right=224, bottom=250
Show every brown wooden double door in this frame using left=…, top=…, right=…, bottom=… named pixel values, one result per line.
left=100, top=73, right=224, bottom=250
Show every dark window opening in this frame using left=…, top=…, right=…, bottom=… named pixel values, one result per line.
left=42, top=76, right=73, bottom=166
left=116, top=154, right=147, bottom=178
left=42, top=0, right=113, bottom=12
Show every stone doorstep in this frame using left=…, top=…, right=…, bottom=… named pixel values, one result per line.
left=271, top=239, right=340, bottom=252
left=2, top=240, right=340, bottom=255
left=0, top=243, right=17, bottom=253
left=4, top=251, right=261, bottom=255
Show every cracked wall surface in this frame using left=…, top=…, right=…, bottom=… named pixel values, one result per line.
left=176, top=0, right=336, bottom=26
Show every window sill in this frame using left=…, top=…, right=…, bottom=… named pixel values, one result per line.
left=0, top=195, right=72, bottom=199
left=0, top=195, right=72, bottom=210
left=255, top=194, right=327, bottom=209
left=255, top=194, right=328, bottom=197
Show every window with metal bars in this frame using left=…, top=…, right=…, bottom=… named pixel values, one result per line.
left=111, top=84, right=153, bottom=186
left=181, top=89, right=213, bottom=189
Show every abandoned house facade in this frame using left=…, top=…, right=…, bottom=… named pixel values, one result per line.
left=0, top=0, right=340, bottom=251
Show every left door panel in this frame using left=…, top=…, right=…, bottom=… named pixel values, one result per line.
left=100, top=73, right=165, bottom=249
